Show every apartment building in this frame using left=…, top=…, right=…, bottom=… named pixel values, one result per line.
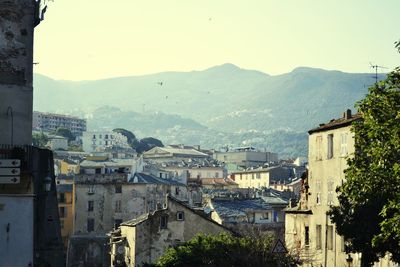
left=82, top=131, right=131, bottom=153
left=33, top=111, right=87, bottom=137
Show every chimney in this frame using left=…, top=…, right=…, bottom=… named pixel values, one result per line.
left=343, top=109, right=352, bottom=120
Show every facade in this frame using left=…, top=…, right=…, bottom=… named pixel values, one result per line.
left=206, top=193, right=288, bottom=237
left=0, top=2, right=65, bottom=266
left=201, top=178, right=239, bottom=190
left=68, top=170, right=188, bottom=267
left=48, top=135, right=69, bottom=150
left=143, top=146, right=210, bottom=162
left=82, top=131, right=130, bottom=153
left=33, top=111, right=87, bottom=137
left=213, top=147, right=278, bottom=169
left=57, top=183, right=74, bottom=251
left=109, top=196, right=230, bottom=267
left=230, top=166, right=290, bottom=189
left=285, top=110, right=395, bottom=267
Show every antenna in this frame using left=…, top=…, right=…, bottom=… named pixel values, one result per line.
left=369, top=62, right=388, bottom=84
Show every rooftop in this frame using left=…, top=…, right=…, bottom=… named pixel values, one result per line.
left=308, top=110, right=362, bottom=134
left=201, top=178, right=238, bottom=186
left=129, top=173, right=185, bottom=186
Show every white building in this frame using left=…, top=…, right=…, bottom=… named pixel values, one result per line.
left=48, top=135, right=68, bottom=150
left=82, top=131, right=130, bottom=153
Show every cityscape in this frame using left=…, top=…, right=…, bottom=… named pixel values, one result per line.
left=0, top=1, right=400, bottom=267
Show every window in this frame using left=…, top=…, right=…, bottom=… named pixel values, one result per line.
left=59, top=207, right=66, bottom=218
left=327, top=225, right=334, bottom=250
left=99, top=134, right=102, bottom=139
left=87, top=218, right=95, bottom=232
left=240, top=174, right=242, bottom=180
left=59, top=193, right=65, bottom=203
left=160, top=215, right=168, bottom=229
left=175, top=187, right=179, bottom=196
left=256, top=173, right=261, bottom=179
left=93, top=134, right=96, bottom=139
left=95, top=168, right=101, bottom=174
left=252, top=173, right=255, bottom=179
left=316, top=136, right=322, bottom=160
left=215, top=172, right=219, bottom=178
left=88, top=200, right=94, bottom=212
left=341, top=236, right=346, bottom=252
left=115, top=184, right=122, bottom=193
left=88, top=185, right=96, bottom=194
left=327, top=180, right=334, bottom=205
left=316, top=180, right=322, bottom=205
left=327, top=134, right=334, bottom=159
left=340, top=133, right=348, bottom=156
left=105, top=134, right=109, bottom=139
left=114, top=219, right=123, bottom=229
left=305, top=226, right=310, bottom=246
left=316, top=225, right=322, bottom=249
left=261, top=212, right=269, bottom=220
left=177, top=211, right=185, bottom=221
left=115, top=200, right=121, bottom=212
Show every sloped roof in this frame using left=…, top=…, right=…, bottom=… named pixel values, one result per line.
left=56, top=184, right=73, bottom=193
left=201, top=178, right=238, bottom=186
left=144, top=147, right=209, bottom=157
left=211, top=198, right=272, bottom=219
left=80, top=158, right=134, bottom=168
left=129, top=173, right=185, bottom=186
left=308, top=113, right=362, bottom=134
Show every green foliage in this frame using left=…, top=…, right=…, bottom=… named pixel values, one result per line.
left=112, top=128, right=163, bottom=154
left=32, top=132, right=49, bottom=148
left=54, top=128, right=75, bottom=142
left=135, top=137, right=164, bottom=154
left=328, top=63, right=400, bottom=265
left=113, top=128, right=139, bottom=147
left=153, top=233, right=298, bottom=267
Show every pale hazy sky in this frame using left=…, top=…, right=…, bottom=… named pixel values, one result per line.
left=34, top=0, right=400, bottom=81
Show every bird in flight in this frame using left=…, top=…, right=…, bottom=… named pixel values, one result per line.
left=157, top=82, right=163, bottom=86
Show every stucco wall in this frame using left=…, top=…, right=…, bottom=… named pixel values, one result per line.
left=0, top=0, right=38, bottom=145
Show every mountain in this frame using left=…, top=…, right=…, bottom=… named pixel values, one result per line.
left=33, top=64, right=385, bottom=158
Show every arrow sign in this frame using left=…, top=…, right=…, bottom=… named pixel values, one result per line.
left=0, top=159, right=21, bottom=167
left=0, top=176, right=20, bottom=184
left=0, top=168, right=20, bottom=176
left=271, top=239, right=288, bottom=254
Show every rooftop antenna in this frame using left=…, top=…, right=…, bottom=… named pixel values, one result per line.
left=369, top=62, right=388, bottom=84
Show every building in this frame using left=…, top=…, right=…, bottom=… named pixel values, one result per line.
left=213, top=147, right=278, bottom=169
left=144, top=158, right=227, bottom=183
left=57, top=183, right=74, bottom=251
left=206, top=191, right=288, bottom=237
left=109, top=196, right=231, bottom=267
left=0, top=1, right=65, bottom=266
left=285, top=110, right=395, bottom=267
left=67, top=168, right=188, bottom=267
left=143, top=146, right=210, bottom=162
left=82, top=130, right=131, bottom=153
left=230, top=166, right=291, bottom=189
left=33, top=111, right=87, bottom=137
left=48, top=135, right=69, bottom=150
left=201, top=178, right=239, bottom=190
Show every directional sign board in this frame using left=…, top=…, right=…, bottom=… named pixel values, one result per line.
left=0, top=159, right=20, bottom=167
left=271, top=239, right=288, bottom=254
left=0, top=176, right=20, bottom=184
left=0, top=168, right=20, bottom=175
left=0, top=159, right=20, bottom=184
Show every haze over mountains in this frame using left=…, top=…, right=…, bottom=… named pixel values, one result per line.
left=33, top=63, right=384, bottom=158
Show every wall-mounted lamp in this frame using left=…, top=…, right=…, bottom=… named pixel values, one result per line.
left=44, top=176, right=52, bottom=192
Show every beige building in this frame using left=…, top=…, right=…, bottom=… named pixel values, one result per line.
left=109, top=196, right=230, bottom=267
left=214, top=147, right=278, bottom=168
left=285, top=110, right=395, bottom=267
left=143, top=146, right=210, bottom=162
left=230, top=166, right=289, bottom=189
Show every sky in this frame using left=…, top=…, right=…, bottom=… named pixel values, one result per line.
left=34, top=0, right=400, bottom=81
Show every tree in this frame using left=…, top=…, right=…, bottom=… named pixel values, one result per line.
left=54, top=128, right=75, bottom=142
left=135, top=137, right=164, bottom=154
left=32, top=132, right=49, bottom=148
left=113, top=128, right=139, bottom=147
left=152, top=233, right=298, bottom=267
left=328, top=44, right=400, bottom=266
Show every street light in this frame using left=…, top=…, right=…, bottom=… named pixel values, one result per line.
left=44, top=176, right=52, bottom=192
